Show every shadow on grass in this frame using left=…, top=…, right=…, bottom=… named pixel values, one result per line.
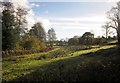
left=3, top=46, right=120, bottom=83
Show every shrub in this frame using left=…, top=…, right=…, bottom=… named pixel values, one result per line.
left=2, top=47, right=54, bottom=57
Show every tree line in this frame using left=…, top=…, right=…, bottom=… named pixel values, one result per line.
left=1, top=1, right=120, bottom=51
left=2, top=2, right=56, bottom=51
left=67, top=32, right=117, bottom=46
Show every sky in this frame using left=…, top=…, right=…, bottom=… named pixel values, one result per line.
left=3, top=0, right=119, bottom=40
left=30, top=2, right=116, bottom=40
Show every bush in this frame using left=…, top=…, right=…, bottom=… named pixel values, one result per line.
left=21, top=35, right=46, bottom=50
left=2, top=47, right=54, bottom=57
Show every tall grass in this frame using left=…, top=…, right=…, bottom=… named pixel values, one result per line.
left=2, top=45, right=119, bottom=82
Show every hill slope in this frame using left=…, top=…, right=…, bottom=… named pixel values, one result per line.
left=2, top=45, right=120, bottom=82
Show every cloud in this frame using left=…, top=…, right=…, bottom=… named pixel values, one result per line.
left=50, top=15, right=107, bottom=23
left=36, top=17, right=51, bottom=31
left=11, top=0, right=52, bottom=32
left=48, top=15, right=107, bottom=30
left=46, top=15, right=107, bottom=39
left=41, top=19, right=51, bottom=31
left=10, top=0, right=50, bottom=30
left=11, top=0, right=30, bottom=9
left=26, top=10, right=35, bottom=30
left=108, top=0, right=119, bottom=2
left=51, top=21, right=103, bottom=26
left=10, top=0, right=36, bottom=30
left=52, top=23, right=102, bottom=30
left=31, top=3, right=40, bottom=7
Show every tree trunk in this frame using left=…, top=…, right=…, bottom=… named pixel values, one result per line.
left=117, top=27, right=120, bottom=44
left=117, top=12, right=120, bottom=44
left=117, top=17, right=120, bottom=44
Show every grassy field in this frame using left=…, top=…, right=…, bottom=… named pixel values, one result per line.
left=2, top=45, right=120, bottom=82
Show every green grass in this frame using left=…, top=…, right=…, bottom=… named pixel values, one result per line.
left=2, top=45, right=120, bottom=82
left=3, top=48, right=60, bottom=81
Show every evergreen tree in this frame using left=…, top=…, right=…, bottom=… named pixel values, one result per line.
left=2, top=2, right=19, bottom=50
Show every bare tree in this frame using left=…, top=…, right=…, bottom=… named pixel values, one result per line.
left=102, top=22, right=113, bottom=40
left=107, top=1, right=120, bottom=44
